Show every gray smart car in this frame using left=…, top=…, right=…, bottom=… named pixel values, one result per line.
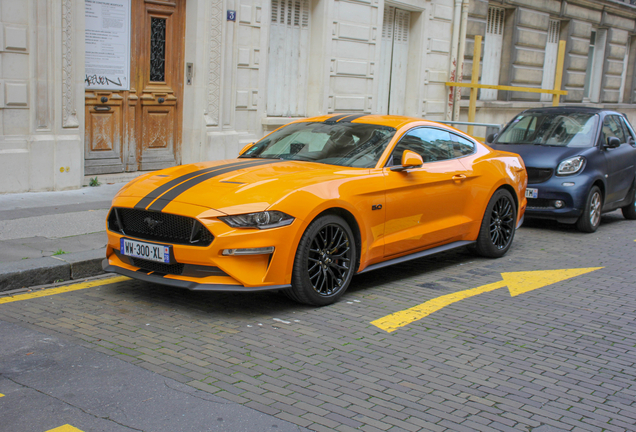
left=488, top=107, right=636, bottom=232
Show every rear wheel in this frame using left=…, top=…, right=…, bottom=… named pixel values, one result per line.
left=621, top=183, right=636, bottom=220
left=287, top=215, right=356, bottom=306
left=576, top=186, right=602, bottom=232
left=471, top=189, right=517, bottom=258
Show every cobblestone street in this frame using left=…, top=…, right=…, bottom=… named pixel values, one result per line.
left=2, top=213, right=636, bottom=432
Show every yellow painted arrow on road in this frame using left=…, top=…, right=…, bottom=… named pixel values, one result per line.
left=371, top=267, right=603, bottom=333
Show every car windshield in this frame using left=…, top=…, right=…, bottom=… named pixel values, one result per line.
left=240, top=122, right=396, bottom=168
left=496, top=112, right=599, bottom=147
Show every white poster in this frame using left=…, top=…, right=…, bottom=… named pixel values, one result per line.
left=85, top=0, right=131, bottom=90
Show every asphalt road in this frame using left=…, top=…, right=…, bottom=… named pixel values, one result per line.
left=1, top=212, right=635, bottom=432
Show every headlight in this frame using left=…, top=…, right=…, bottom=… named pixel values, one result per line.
left=219, top=211, right=294, bottom=229
left=557, top=156, right=585, bottom=175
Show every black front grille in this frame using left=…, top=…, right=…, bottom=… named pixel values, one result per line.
left=527, top=198, right=553, bottom=209
left=526, top=167, right=553, bottom=184
left=108, top=207, right=214, bottom=246
left=131, top=258, right=185, bottom=275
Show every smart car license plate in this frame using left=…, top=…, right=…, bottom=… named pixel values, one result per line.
left=525, top=188, right=538, bottom=199
left=120, top=238, right=171, bottom=263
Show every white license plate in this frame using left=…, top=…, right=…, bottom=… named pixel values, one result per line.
left=121, top=238, right=171, bottom=263
left=525, top=188, right=538, bottom=199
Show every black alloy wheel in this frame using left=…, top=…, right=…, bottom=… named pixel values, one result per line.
left=288, top=215, right=357, bottom=306
left=490, top=195, right=515, bottom=249
left=471, top=189, right=517, bottom=258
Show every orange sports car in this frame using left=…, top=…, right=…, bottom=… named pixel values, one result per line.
left=103, top=114, right=527, bottom=305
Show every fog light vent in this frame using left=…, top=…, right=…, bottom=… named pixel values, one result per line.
left=554, top=200, right=565, bottom=209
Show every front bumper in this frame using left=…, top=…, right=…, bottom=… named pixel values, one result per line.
left=103, top=200, right=302, bottom=290
left=102, top=259, right=291, bottom=291
left=525, top=175, right=592, bottom=223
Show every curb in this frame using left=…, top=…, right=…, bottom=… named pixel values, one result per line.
left=0, top=248, right=106, bottom=292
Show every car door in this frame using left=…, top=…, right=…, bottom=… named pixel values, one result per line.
left=383, top=127, right=472, bottom=257
left=601, top=115, right=635, bottom=205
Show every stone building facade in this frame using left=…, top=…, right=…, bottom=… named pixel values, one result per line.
left=2, top=0, right=636, bottom=194
left=459, top=0, right=636, bottom=131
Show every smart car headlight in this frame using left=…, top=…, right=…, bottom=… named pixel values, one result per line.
left=557, top=156, right=585, bottom=175
left=219, top=211, right=294, bottom=229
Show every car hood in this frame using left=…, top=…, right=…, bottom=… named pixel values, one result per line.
left=488, top=143, right=587, bottom=168
left=115, top=159, right=364, bottom=215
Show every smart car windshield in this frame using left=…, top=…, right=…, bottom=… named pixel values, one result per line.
left=239, top=122, right=396, bottom=168
left=496, top=112, right=599, bottom=147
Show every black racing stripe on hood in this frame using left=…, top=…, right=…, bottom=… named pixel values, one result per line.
left=147, top=160, right=280, bottom=212
left=324, top=114, right=351, bottom=124
left=337, top=114, right=368, bottom=123
left=134, top=161, right=256, bottom=210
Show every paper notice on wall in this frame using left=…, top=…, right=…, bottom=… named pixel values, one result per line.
left=85, top=0, right=131, bottom=90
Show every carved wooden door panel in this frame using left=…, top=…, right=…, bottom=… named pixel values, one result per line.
left=84, top=0, right=185, bottom=176
left=133, top=0, right=185, bottom=171
left=85, top=91, right=125, bottom=174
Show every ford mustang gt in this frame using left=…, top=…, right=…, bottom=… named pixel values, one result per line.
left=103, top=114, right=527, bottom=305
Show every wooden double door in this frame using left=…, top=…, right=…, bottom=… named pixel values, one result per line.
left=85, top=0, right=185, bottom=175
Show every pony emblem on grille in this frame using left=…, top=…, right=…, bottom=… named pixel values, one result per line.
left=144, top=217, right=163, bottom=231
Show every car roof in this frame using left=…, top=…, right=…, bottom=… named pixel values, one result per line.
left=296, top=114, right=448, bottom=130
left=518, top=106, right=616, bottom=115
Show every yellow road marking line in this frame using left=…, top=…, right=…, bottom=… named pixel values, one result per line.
left=46, top=425, right=84, bottom=432
left=0, top=393, right=4, bottom=397
left=372, top=267, right=603, bottom=333
left=372, top=280, right=506, bottom=333
left=0, top=276, right=129, bottom=305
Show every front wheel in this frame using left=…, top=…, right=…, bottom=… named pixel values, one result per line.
left=576, top=186, right=602, bottom=232
left=471, top=189, right=517, bottom=258
left=621, top=184, right=636, bottom=220
left=287, top=215, right=357, bottom=306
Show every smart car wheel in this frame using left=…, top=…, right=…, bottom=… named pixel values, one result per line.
left=471, top=189, right=516, bottom=258
left=576, top=186, right=602, bottom=233
left=288, top=215, right=356, bottom=306
left=621, top=183, right=636, bottom=220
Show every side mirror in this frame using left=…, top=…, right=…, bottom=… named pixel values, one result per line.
left=606, top=137, right=621, bottom=149
left=486, top=133, right=498, bottom=144
left=390, top=150, right=423, bottom=172
left=239, top=142, right=254, bottom=155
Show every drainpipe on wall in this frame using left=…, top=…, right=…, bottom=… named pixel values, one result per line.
left=446, top=0, right=463, bottom=120
left=452, top=0, right=469, bottom=122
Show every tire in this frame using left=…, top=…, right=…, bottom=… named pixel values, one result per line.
left=470, top=189, right=517, bottom=258
left=621, top=183, right=636, bottom=220
left=287, top=215, right=357, bottom=306
left=576, top=186, right=602, bottom=233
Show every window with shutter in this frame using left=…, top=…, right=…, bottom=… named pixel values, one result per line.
left=378, top=6, right=410, bottom=115
left=541, top=20, right=561, bottom=102
left=480, top=6, right=505, bottom=100
left=267, top=0, right=310, bottom=116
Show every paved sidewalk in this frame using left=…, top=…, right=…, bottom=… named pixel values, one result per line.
left=0, top=178, right=134, bottom=292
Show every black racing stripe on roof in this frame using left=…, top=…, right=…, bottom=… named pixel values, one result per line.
left=134, top=161, right=255, bottom=210
left=337, top=114, right=368, bottom=123
left=324, top=114, right=351, bottom=124
left=147, top=160, right=280, bottom=212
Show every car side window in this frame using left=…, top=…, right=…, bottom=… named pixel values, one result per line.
left=602, top=115, right=626, bottom=145
left=619, top=117, right=636, bottom=145
left=450, top=134, right=475, bottom=157
left=388, top=128, right=454, bottom=166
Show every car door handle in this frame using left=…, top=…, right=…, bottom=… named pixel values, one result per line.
left=452, top=174, right=467, bottom=181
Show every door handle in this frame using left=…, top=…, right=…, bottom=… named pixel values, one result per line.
left=452, top=174, right=467, bottom=181
left=158, top=97, right=165, bottom=104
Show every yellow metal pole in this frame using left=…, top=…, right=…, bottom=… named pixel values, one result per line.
left=552, top=40, right=566, bottom=107
left=467, top=35, right=481, bottom=136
